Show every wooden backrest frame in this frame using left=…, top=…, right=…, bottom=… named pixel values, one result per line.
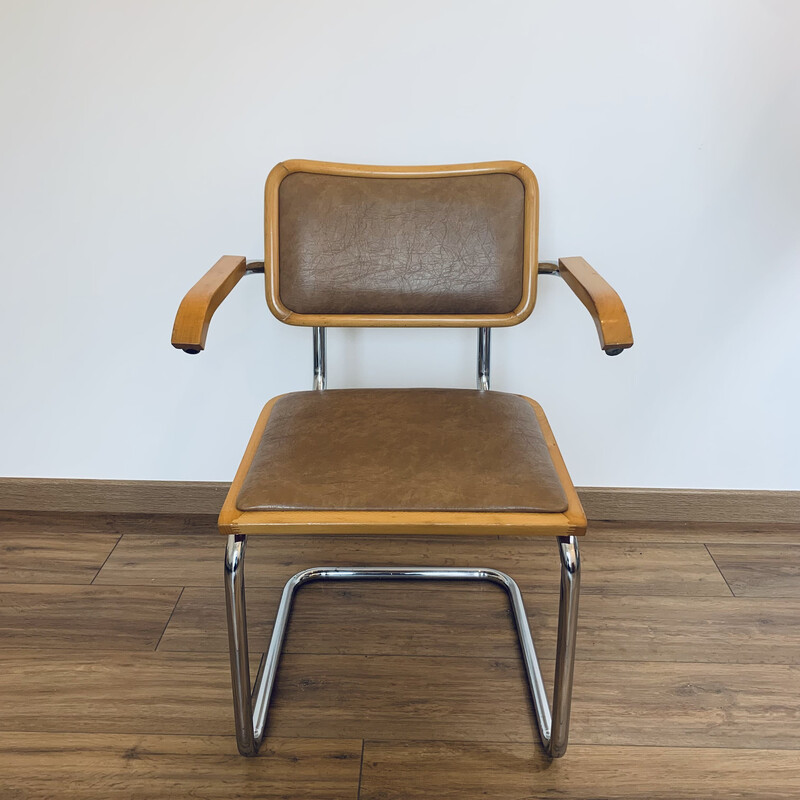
left=263, top=160, right=540, bottom=327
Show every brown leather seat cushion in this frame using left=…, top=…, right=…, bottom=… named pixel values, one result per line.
left=236, top=389, right=568, bottom=513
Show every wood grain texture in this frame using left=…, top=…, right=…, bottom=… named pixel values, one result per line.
left=0, top=650, right=239, bottom=734
left=708, top=543, right=800, bottom=597
left=3, top=479, right=797, bottom=523
left=361, top=741, right=800, bottom=800
left=1, top=511, right=800, bottom=797
left=557, top=256, right=633, bottom=353
left=93, top=535, right=731, bottom=596
left=158, top=582, right=520, bottom=655
left=264, top=159, right=539, bottom=328
left=568, top=660, right=800, bottom=749
left=0, top=733, right=362, bottom=800
left=0, top=479, right=228, bottom=515
left=0, top=584, right=180, bottom=650
left=159, top=583, right=800, bottom=664
left=0, top=509, right=218, bottom=536
left=1, top=649, right=798, bottom=748
left=571, top=594, right=800, bottom=664
left=0, top=533, right=120, bottom=584
left=263, top=655, right=800, bottom=749
left=579, top=486, right=800, bottom=524
left=171, top=255, right=247, bottom=352
left=588, top=519, right=800, bottom=544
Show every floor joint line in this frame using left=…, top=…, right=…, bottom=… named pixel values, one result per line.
left=704, top=544, right=736, bottom=597
left=90, top=534, right=123, bottom=585
left=154, top=587, right=185, bottom=651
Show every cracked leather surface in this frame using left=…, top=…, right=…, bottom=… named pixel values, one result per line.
left=278, top=173, right=525, bottom=315
left=236, top=389, right=568, bottom=513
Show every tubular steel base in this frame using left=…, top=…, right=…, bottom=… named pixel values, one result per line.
left=224, top=535, right=581, bottom=758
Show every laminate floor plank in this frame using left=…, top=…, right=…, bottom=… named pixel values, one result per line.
left=573, top=594, right=800, bottom=664
left=158, top=582, right=519, bottom=656
left=0, top=649, right=536, bottom=741
left=263, top=656, right=800, bottom=749
left=4, top=650, right=797, bottom=748
left=95, top=535, right=731, bottom=596
left=0, top=650, right=242, bottom=735
left=0, top=732, right=362, bottom=800
left=159, top=583, right=800, bottom=664
left=2, top=511, right=799, bottom=797
left=567, top=660, right=800, bottom=749
left=360, top=740, right=800, bottom=800
left=0, top=533, right=120, bottom=585
left=0, top=584, right=181, bottom=650
left=708, top=544, right=800, bottom=597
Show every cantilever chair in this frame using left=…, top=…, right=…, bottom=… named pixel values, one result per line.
left=171, top=160, right=633, bottom=759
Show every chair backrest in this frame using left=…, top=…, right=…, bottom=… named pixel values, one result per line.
left=264, top=160, right=539, bottom=327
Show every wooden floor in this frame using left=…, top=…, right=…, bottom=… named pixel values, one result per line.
left=1, top=511, right=799, bottom=799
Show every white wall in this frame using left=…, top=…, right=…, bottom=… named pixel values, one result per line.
left=1, top=0, right=798, bottom=490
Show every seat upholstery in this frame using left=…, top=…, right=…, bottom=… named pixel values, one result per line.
left=236, top=389, right=569, bottom=514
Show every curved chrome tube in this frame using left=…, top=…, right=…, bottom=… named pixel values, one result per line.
left=225, top=536, right=581, bottom=758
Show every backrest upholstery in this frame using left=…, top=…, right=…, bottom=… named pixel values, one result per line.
left=264, top=160, right=539, bottom=327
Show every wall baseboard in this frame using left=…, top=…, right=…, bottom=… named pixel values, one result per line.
left=0, top=478, right=798, bottom=524
left=0, top=478, right=228, bottom=516
left=577, top=486, right=799, bottom=525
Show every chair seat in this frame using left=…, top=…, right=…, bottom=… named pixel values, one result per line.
left=235, top=389, right=569, bottom=514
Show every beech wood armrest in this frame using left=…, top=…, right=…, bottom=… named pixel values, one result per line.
left=171, top=256, right=249, bottom=353
left=541, top=257, right=633, bottom=355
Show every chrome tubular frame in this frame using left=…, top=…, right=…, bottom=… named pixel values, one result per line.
left=223, top=534, right=255, bottom=755
left=477, top=327, right=491, bottom=390
left=312, top=327, right=327, bottom=390
left=312, top=325, right=490, bottom=391
left=224, top=319, right=580, bottom=756
left=224, top=534, right=581, bottom=758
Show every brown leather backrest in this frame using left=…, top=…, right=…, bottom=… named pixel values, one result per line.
left=264, top=161, right=539, bottom=327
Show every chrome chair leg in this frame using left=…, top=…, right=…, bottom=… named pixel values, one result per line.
left=224, top=533, right=257, bottom=755
left=223, top=534, right=581, bottom=758
left=550, top=535, right=581, bottom=757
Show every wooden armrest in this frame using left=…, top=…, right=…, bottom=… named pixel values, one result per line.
left=556, top=256, right=634, bottom=355
left=171, top=255, right=247, bottom=353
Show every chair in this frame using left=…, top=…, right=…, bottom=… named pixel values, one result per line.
left=171, top=160, right=633, bottom=759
